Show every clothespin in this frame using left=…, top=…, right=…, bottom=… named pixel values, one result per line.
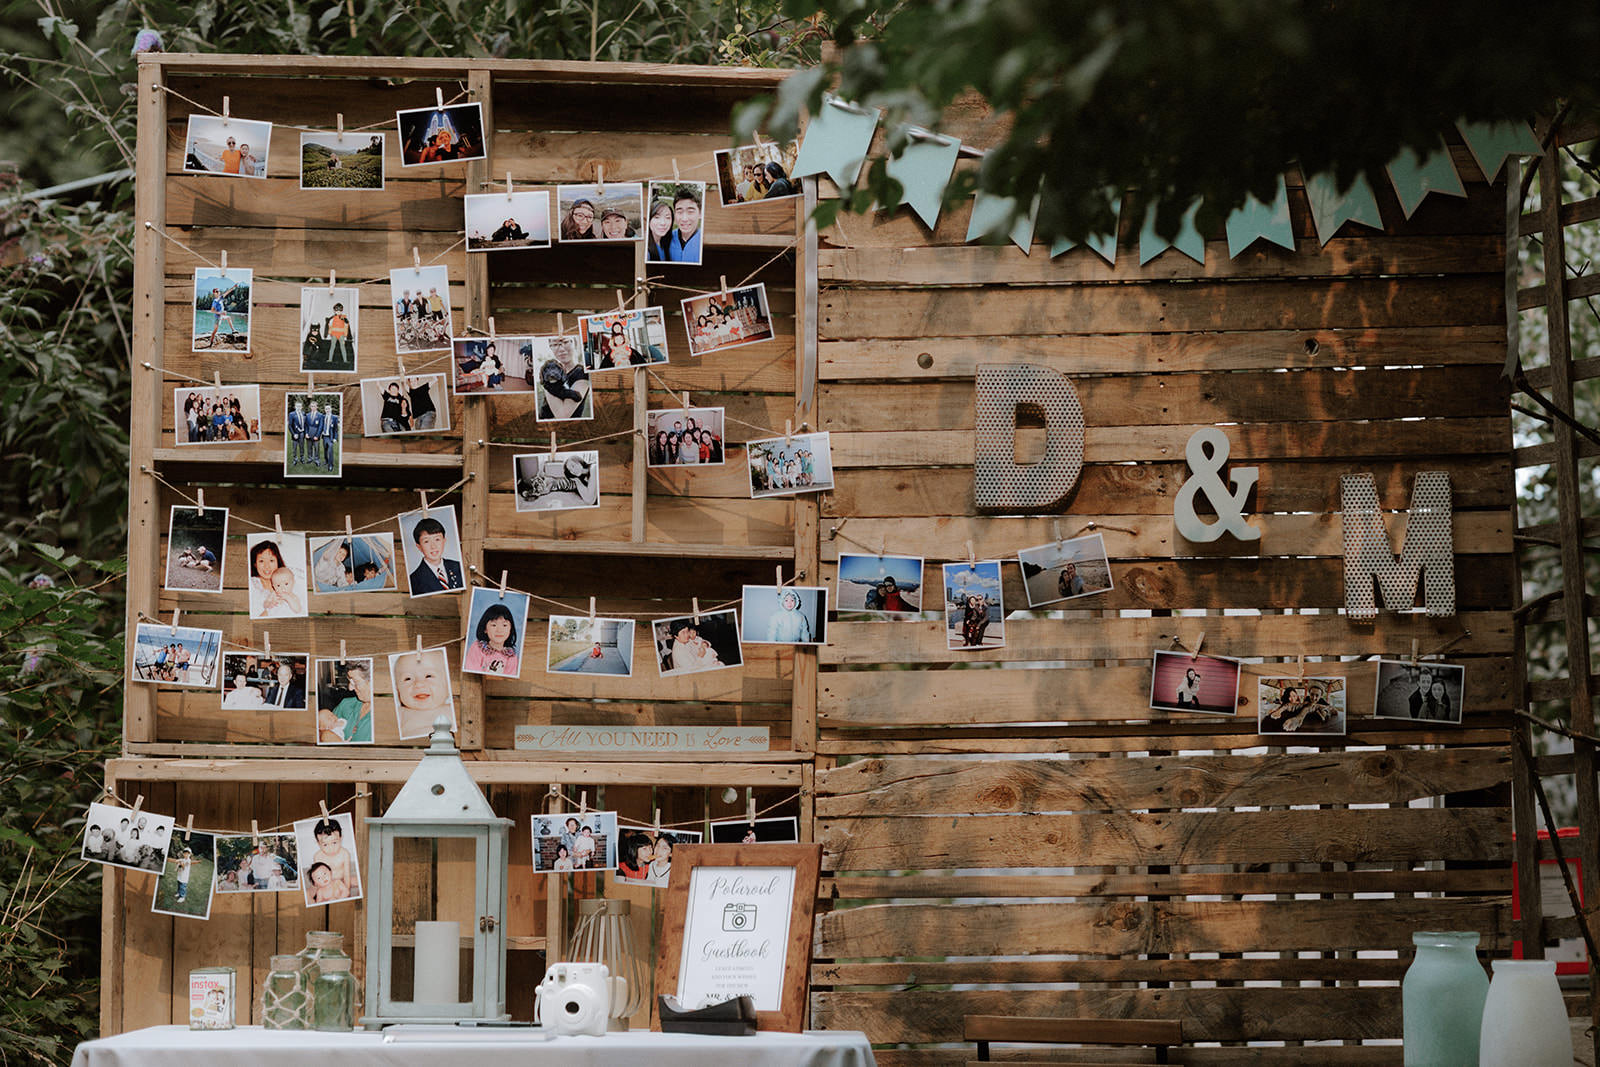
left=221, top=97, right=230, bottom=122
left=398, top=358, right=407, bottom=378
left=776, top=565, right=784, bottom=587
left=213, top=371, right=222, bottom=390
left=692, top=597, right=701, bottom=624
left=672, top=159, right=680, bottom=181
left=589, top=596, right=596, bottom=620
left=966, top=540, right=976, bottom=569
left=682, top=391, right=690, bottom=410
left=579, top=791, right=587, bottom=815
left=336, top=113, right=343, bottom=140
left=1053, top=519, right=1063, bottom=547
left=488, top=316, right=496, bottom=340
left=274, top=514, right=284, bottom=540
left=719, top=275, right=729, bottom=300
left=263, top=631, right=271, bottom=657
left=412, top=247, right=421, bottom=273
left=185, top=813, right=195, bottom=837
left=616, top=290, right=627, bottom=314
left=1410, top=639, right=1420, bottom=666
left=1297, top=653, right=1306, bottom=679
left=435, top=88, right=444, bottom=110
left=506, top=171, right=513, bottom=200
left=596, top=164, right=605, bottom=193
left=339, top=639, right=347, bottom=660
left=784, top=419, right=793, bottom=446
left=746, top=788, right=756, bottom=824
left=132, top=794, right=145, bottom=819
left=219, top=250, right=227, bottom=272
left=170, top=609, right=180, bottom=635
left=1191, top=632, right=1205, bottom=660
left=879, top=534, right=887, bottom=559
left=549, top=430, right=557, bottom=455
left=419, top=489, right=429, bottom=512
left=196, top=488, right=205, bottom=512
left=345, top=515, right=354, bottom=542
left=307, top=375, right=314, bottom=396
left=499, top=570, right=508, bottom=600
left=653, top=808, right=661, bottom=833
left=318, top=799, right=330, bottom=820
left=251, top=819, right=260, bottom=846
left=415, top=634, right=423, bottom=654
left=556, top=313, right=565, bottom=336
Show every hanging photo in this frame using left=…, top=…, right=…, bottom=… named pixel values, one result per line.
left=463, top=586, right=531, bottom=679
left=214, top=833, right=299, bottom=893
left=547, top=614, right=635, bottom=677
left=452, top=336, right=535, bottom=394
left=152, top=830, right=216, bottom=921
left=646, top=408, right=725, bottom=467
left=191, top=267, right=252, bottom=353
left=577, top=307, right=669, bottom=371
left=681, top=284, right=775, bottom=356
left=652, top=610, right=743, bottom=677
left=246, top=531, right=309, bottom=620
left=645, top=181, right=706, bottom=265
left=616, top=825, right=700, bottom=886
left=388, top=265, right=453, bottom=354
left=293, top=813, right=362, bottom=907
left=531, top=812, right=619, bottom=874
left=183, top=115, right=271, bottom=178
left=942, top=561, right=1004, bottom=650
left=220, top=651, right=309, bottom=711
left=1373, top=659, right=1466, bottom=724
left=1016, top=532, right=1114, bottom=608
left=398, top=506, right=465, bottom=597
left=360, top=374, right=450, bottom=437
left=709, top=816, right=800, bottom=844
left=1149, top=649, right=1242, bottom=715
left=747, top=431, right=834, bottom=498
left=396, top=101, right=486, bottom=166
left=315, top=657, right=375, bottom=745
left=131, top=622, right=223, bottom=688
left=836, top=553, right=922, bottom=616
left=513, top=451, right=600, bottom=513
left=299, top=286, right=360, bottom=373
left=713, top=139, right=801, bottom=206
left=309, top=533, right=397, bottom=594
left=283, top=391, right=343, bottom=478
left=464, top=190, right=551, bottom=251
left=532, top=335, right=593, bottom=422
left=81, top=800, right=175, bottom=874
left=556, top=182, right=644, bottom=241
left=1259, top=676, right=1348, bottom=736
left=300, top=130, right=385, bottom=190
left=163, top=505, right=227, bottom=595
left=741, top=585, right=828, bottom=645
left=388, top=646, right=456, bottom=739
left=173, top=385, right=262, bottom=446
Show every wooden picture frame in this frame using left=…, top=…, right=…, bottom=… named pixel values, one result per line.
left=653, top=842, right=822, bottom=1033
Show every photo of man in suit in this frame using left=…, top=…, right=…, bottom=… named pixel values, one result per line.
left=404, top=511, right=464, bottom=597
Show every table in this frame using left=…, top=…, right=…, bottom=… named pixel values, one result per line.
left=72, top=1025, right=877, bottom=1067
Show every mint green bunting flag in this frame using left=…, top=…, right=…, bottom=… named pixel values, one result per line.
left=1386, top=140, right=1466, bottom=219
left=1225, top=178, right=1295, bottom=258
left=967, top=189, right=1039, bottom=253
left=885, top=127, right=961, bottom=229
left=1050, top=189, right=1121, bottom=265
left=1139, top=199, right=1205, bottom=265
left=792, top=94, right=882, bottom=189
left=1455, top=119, right=1539, bottom=182
left=1304, top=170, right=1384, bottom=246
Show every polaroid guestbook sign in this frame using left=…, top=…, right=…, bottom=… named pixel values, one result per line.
left=676, top=866, right=796, bottom=1011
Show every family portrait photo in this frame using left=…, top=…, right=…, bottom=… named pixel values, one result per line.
left=174, top=385, right=262, bottom=446
left=531, top=813, right=619, bottom=873
left=943, top=561, right=1005, bottom=650
left=645, top=181, right=706, bottom=265
left=513, top=451, right=600, bottom=512
left=1374, top=660, right=1466, bottom=724
left=388, top=265, right=453, bottom=354
left=1259, top=676, right=1348, bottom=735
left=713, top=139, right=800, bottom=205
left=681, top=284, right=774, bottom=356
left=741, top=585, right=828, bottom=645
left=293, top=813, right=362, bottom=906
left=557, top=182, right=644, bottom=241
left=748, top=431, right=834, bottom=498
left=547, top=614, right=635, bottom=677
left=1017, top=532, right=1114, bottom=608
left=214, top=833, right=299, bottom=893
left=616, top=825, right=699, bottom=886
left=452, top=336, right=536, bottom=394
left=389, top=646, right=456, bottom=739
left=578, top=307, right=669, bottom=371
left=81, top=801, right=174, bottom=874
left=397, top=102, right=485, bottom=166
left=1150, top=649, right=1242, bottom=715
left=191, top=267, right=251, bottom=352
left=647, top=408, right=724, bottom=467
left=283, top=391, right=342, bottom=478
left=709, top=816, right=799, bottom=844
left=183, top=115, right=271, bottom=178
left=246, top=532, right=309, bottom=620
left=151, top=830, right=215, bottom=920
left=299, top=130, right=384, bottom=190
left=531, top=335, right=592, bottom=421
left=836, top=553, right=922, bottom=615
left=652, top=610, right=742, bottom=677
left=164, top=505, right=227, bottom=594
left=398, top=505, right=465, bottom=597
left=462, top=586, right=532, bottom=679
left=310, top=533, right=396, bottom=594
left=299, top=286, right=360, bottom=373
left=315, top=657, right=375, bottom=744
left=219, top=651, right=309, bottom=711
left=465, top=190, right=551, bottom=251
left=360, top=374, right=450, bottom=436
left=131, top=622, right=222, bottom=688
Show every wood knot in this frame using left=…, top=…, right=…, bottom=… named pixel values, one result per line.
left=1122, top=566, right=1173, bottom=606
left=1100, top=901, right=1144, bottom=931
left=979, top=785, right=1020, bottom=809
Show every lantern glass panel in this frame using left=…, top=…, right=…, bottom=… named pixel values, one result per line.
left=389, top=835, right=479, bottom=1006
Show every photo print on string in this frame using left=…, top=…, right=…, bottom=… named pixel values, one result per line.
left=682, top=284, right=775, bottom=356
left=741, top=585, right=828, bottom=645
left=388, top=265, right=453, bottom=354
left=214, top=833, right=299, bottom=893
left=1259, top=675, right=1348, bottom=736
left=464, top=190, right=551, bottom=252
left=174, top=384, right=262, bottom=446
left=547, top=614, right=635, bottom=678
left=713, top=139, right=800, bottom=206
left=645, top=181, right=707, bottom=265
left=360, top=373, right=450, bottom=436
left=183, top=114, right=271, bottom=178
left=152, top=829, right=216, bottom=921
left=310, top=532, right=397, bottom=594
left=131, top=621, right=223, bottom=688
left=557, top=182, right=645, bottom=241
left=191, top=266, right=252, bottom=353
left=299, top=286, right=360, bottom=374
left=532, top=335, right=592, bottom=422
left=836, top=553, right=922, bottom=616
left=163, top=505, right=228, bottom=595
left=1373, top=659, right=1466, bottom=724
left=293, top=813, right=362, bottom=907
left=652, top=609, right=742, bottom=677
left=531, top=812, right=620, bottom=874
left=398, top=505, right=465, bottom=597
left=81, top=800, right=175, bottom=874
left=388, top=646, right=456, bottom=740
left=462, top=586, right=532, bottom=679
left=1017, top=532, right=1114, bottom=608
left=1149, top=649, right=1242, bottom=715
left=452, top=336, right=536, bottom=394
left=246, top=531, right=309, bottom=621
left=300, top=129, right=385, bottom=190
left=219, top=650, right=309, bottom=711
left=396, top=101, right=486, bottom=166
left=315, top=656, right=375, bottom=745
left=748, top=431, right=834, bottom=498
left=513, top=451, right=600, bottom=513
left=709, top=816, right=800, bottom=844
left=616, top=824, right=700, bottom=886
left=943, top=560, right=1005, bottom=650
left=578, top=307, right=670, bottom=371
left=283, top=391, right=343, bottom=478
left=646, top=407, right=725, bottom=467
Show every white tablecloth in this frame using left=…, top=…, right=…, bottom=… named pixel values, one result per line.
left=72, top=1025, right=876, bottom=1067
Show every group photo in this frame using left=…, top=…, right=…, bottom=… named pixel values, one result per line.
left=646, top=407, right=724, bottom=466
left=747, top=431, right=833, bottom=497
left=283, top=392, right=342, bottom=477
left=130, top=623, right=222, bottom=688
left=174, top=385, right=262, bottom=446
left=80, top=801, right=175, bottom=874
left=712, top=139, right=800, bottom=205
left=578, top=307, right=669, bottom=370
left=681, top=284, right=774, bottom=355
left=388, top=265, right=453, bottom=353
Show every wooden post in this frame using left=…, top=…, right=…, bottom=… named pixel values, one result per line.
left=631, top=242, right=648, bottom=543
left=791, top=179, right=819, bottom=756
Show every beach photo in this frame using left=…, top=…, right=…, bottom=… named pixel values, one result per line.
left=1017, top=532, right=1114, bottom=608
left=836, top=553, right=922, bottom=615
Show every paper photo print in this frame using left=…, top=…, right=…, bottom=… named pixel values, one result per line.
left=214, top=833, right=299, bottom=893
left=398, top=505, right=465, bottom=597
left=513, top=451, right=600, bottom=513
left=531, top=812, right=619, bottom=873
left=713, top=139, right=800, bottom=206
left=836, top=554, right=922, bottom=616
left=283, top=391, right=343, bottom=478
left=246, top=532, right=309, bottom=621
left=741, top=585, right=828, bottom=645
left=220, top=651, right=309, bottom=711
left=943, top=561, right=1005, bottom=650
left=389, top=646, right=456, bottom=739
left=293, top=813, right=362, bottom=907
left=748, top=431, right=834, bottom=498
left=164, top=505, right=227, bottom=594
left=174, top=385, right=262, bottom=446
left=309, top=533, right=397, bottom=594
left=315, top=657, right=375, bottom=745
left=557, top=182, right=644, bottom=242
left=682, top=284, right=774, bottom=356
left=1373, top=659, right=1466, bottom=724
left=152, top=830, right=216, bottom=920
left=360, top=374, right=450, bottom=436
left=1150, top=649, right=1242, bottom=715
left=530, top=335, right=592, bottom=422
left=647, top=407, right=725, bottom=467
left=652, top=609, right=742, bottom=677
left=452, top=336, right=535, bottom=394
left=645, top=181, right=706, bottom=265
left=615, top=825, right=700, bottom=886
left=1017, top=532, right=1114, bottom=608
left=131, top=622, right=222, bottom=688
left=299, top=286, right=360, bottom=373
left=82, top=801, right=174, bottom=874
left=547, top=614, right=635, bottom=677
left=709, top=816, right=800, bottom=844
left=578, top=307, right=669, bottom=371
left=389, top=265, right=453, bottom=354
left=1259, top=676, right=1347, bottom=736
left=463, top=586, right=531, bottom=679
left=300, top=130, right=385, bottom=190
left=191, top=267, right=252, bottom=353
left=465, top=190, right=551, bottom=251
left=396, top=102, right=485, bottom=166
left=183, top=115, right=271, bottom=178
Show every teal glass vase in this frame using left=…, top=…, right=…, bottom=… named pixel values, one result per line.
left=1403, top=931, right=1489, bottom=1066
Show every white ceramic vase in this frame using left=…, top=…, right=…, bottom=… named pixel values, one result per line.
left=1477, top=959, right=1570, bottom=1066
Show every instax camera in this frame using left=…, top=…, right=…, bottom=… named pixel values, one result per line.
left=534, top=962, right=611, bottom=1036
left=722, top=902, right=757, bottom=932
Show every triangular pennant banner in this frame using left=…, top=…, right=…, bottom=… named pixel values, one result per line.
left=885, top=127, right=961, bottom=229
left=1455, top=118, right=1539, bottom=182
left=967, top=189, right=1039, bottom=253
left=1225, top=178, right=1295, bottom=258
left=1386, top=139, right=1466, bottom=219
left=1139, top=199, right=1205, bottom=266
left=792, top=94, right=882, bottom=189
left=1304, top=170, right=1384, bottom=246
left=1050, top=189, right=1121, bottom=265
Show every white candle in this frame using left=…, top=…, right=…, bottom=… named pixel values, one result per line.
left=413, top=921, right=460, bottom=1004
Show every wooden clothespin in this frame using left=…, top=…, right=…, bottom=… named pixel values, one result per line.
left=579, top=791, right=587, bottom=816
left=1053, top=519, right=1063, bottom=547
left=966, top=540, right=976, bottom=569
left=1191, top=632, right=1205, bottom=660
left=596, top=164, right=605, bottom=193
left=196, top=488, right=205, bottom=512
left=682, top=391, right=690, bottom=410
left=345, top=515, right=354, bottom=542
left=213, top=371, right=221, bottom=391
left=307, top=374, right=314, bottom=396
left=251, top=819, right=260, bottom=846
left=616, top=290, right=627, bottom=314
left=879, top=534, right=887, bottom=559
left=1410, top=639, right=1420, bottom=665
left=318, top=799, right=330, bottom=820
left=415, top=634, right=423, bottom=654
left=328, top=270, right=336, bottom=295
left=746, top=788, right=756, bottom=825
left=339, top=639, right=347, bottom=660
left=336, top=113, right=343, bottom=140
left=672, top=158, right=680, bottom=181
left=1297, top=653, right=1306, bottom=679
left=549, top=430, right=557, bottom=455
left=488, top=316, right=496, bottom=340
left=784, top=419, right=793, bottom=446
left=412, top=246, right=422, bottom=273
left=435, top=87, right=445, bottom=110
left=418, top=489, right=429, bottom=512
left=398, top=357, right=407, bottom=378
left=506, top=171, right=513, bottom=199
left=220, top=97, right=230, bottom=123
left=185, top=813, right=195, bottom=837
left=719, top=275, right=729, bottom=300
left=499, top=570, right=508, bottom=600
left=263, top=631, right=271, bottom=656
left=274, top=514, right=284, bottom=540
left=589, top=596, right=596, bottom=619
left=653, top=808, right=661, bottom=833
left=219, top=250, right=227, bottom=272
left=776, top=565, right=784, bottom=587
left=170, top=609, right=180, bottom=635
left=556, top=313, right=565, bottom=336
left=131, top=794, right=145, bottom=819
left=692, top=597, right=701, bottom=624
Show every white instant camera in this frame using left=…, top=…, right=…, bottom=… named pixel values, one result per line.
left=534, top=962, right=612, bottom=1036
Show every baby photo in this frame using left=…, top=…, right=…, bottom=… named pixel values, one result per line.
left=741, top=585, right=828, bottom=645
left=81, top=801, right=174, bottom=874
left=214, top=833, right=299, bottom=893
left=615, top=825, right=700, bottom=886
left=1017, top=532, right=1114, bottom=608
left=174, top=385, right=262, bottom=446
left=647, top=407, right=725, bottom=467
left=557, top=182, right=645, bottom=241
left=652, top=610, right=743, bottom=677
left=131, top=622, right=223, bottom=688
left=1373, top=660, right=1467, bottom=724
left=578, top=307, right=669, bottom=371
left=645, top=181, right=706, bottom=265
left=513, top=451, right=600, bottom=512
left=747, top=431, right=834, bottom=498
left=299, top=286, right=360, bottom=373
left=220, top=651, right=309, bottom=711
left=293, top=813, right=362, bottom=907
left=310, top=533, right=397, bottom=594
left=399, top=505, right=465, bottom=597
left=191, top=267, right=252, bottom=353
left=183, top=115, right=271, bottom=178
left=836, top=554, right=922, bottom=615
left=315, top=657, right=375, bottom=745
left=246, top=532, right=309, bottom=620
left=531, top=812, right=619, bottom=873
left=713, top=139, right=801, bottom=206
left=360, top=374, right=451, bottom=436
left=943, top=560, right=1005, bottom=650
left=681, top=284, right=775, bottom=356
left=151, top=830, right=215, bottom=921
left=531, top=335, right=592, bottom=422
left=709, top=816, right=799, bottom=844
left=1259, top=676, right=1347, bottom=736
left=164, top=505, right=227, bottom=595
left=547, top=614, right=635, bottom=677
left=462, top=586, right=531, bottom=679
left=283, top=391, right=343, bottom=478
left=389, top=265, right=454, bottom=354
left=1150, top=649, right=1242, bottom=715
left=452, top=336, right=536, bottom=394
left=300, top=130, right=385, bottom=190
left=388, top=646, right=456, bottom=739
left=397, top=101, right=486, bottom=166
left=465, top=190, right=551, bottom=251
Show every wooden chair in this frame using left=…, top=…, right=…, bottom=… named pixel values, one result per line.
left=965, top=1014, right=1184, bottom=1065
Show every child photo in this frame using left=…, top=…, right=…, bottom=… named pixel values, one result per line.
left=1017, top=532, right=1114, bottom=608
left=152, top=830, right=215, bottom=920
left=81, top=801, right=175, bottom=874
left=293, top=813, right=362, bottom=907
left=1150, top=649, right=1242, bottom=715
left=465, top=190, right=551, bottom=251
left=741, top=585, right=828, bottom=645
left=283, top=391, right=343, bottom=478
left=131, top=622, right=222, bottom=688
left=547, top=614, right=635, bottom=677
left=183, top=115, right=271, bottom=178
left=532, top=335, right=592, bottom=421
left=315, top=657, right=375, bottom=744
left=531, top=812, right=619, bottom=873
left=214, top=833, right=299, bottom=893
left=709, top=816, right=799, bottom=844
left=299, top=286, right=360, bottom=373
left=246, top=532, right=309, bottom=620
left=578, top=307, right=669, bottom=371
left=361, top=374, right=450, bottom=436
left=398, top=505, right=465, bottom=597
left=300, top=130, right=385, bottom=190
left=646, top=407, right=724, bottom=467
left=452, top=336, right=535, bottom=394
left=836, top=553, right=922, bottom=615
left=513, top=451, right=600, bottom=512
left=1373, top=660, right=1466, bottom=724
left=191, top=267, right=252, bottom=353
left=747, top=431, right=834, bottom=498
left=220, top=651, right=308, bottom=711
left=615, top=825, right=699, bottom=886
left=652, top=610, right=742, bottom=677
left=1259, top=676, right=1347, bottom=736
left=462, top=586, right=531, bottom=679
left=645, top=181, right=706, bottom=265
left=174, top=385, right=262, bottom=446
left=396, top=101, right=485, bottom=166
left=713, top=139, right=800, bottom=206
left=388, top=646, right=456, bottom=739
left=164, top=505, right=227, bottom=594
left=310, top=533, right=397, bottom=594
left=943, top=561, right=1005, bottom=650
left=681, top=284, right=774, bottom=356
left=388, top=265, right=453, bottom=354
left=557, top=182, right=644, bottom=241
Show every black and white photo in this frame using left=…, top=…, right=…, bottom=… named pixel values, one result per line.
left=513, top=451, right=600, bottom=512
left=81, top=800, right=174, bottom=874
left=1373, top=659, right=1466, bottom=724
